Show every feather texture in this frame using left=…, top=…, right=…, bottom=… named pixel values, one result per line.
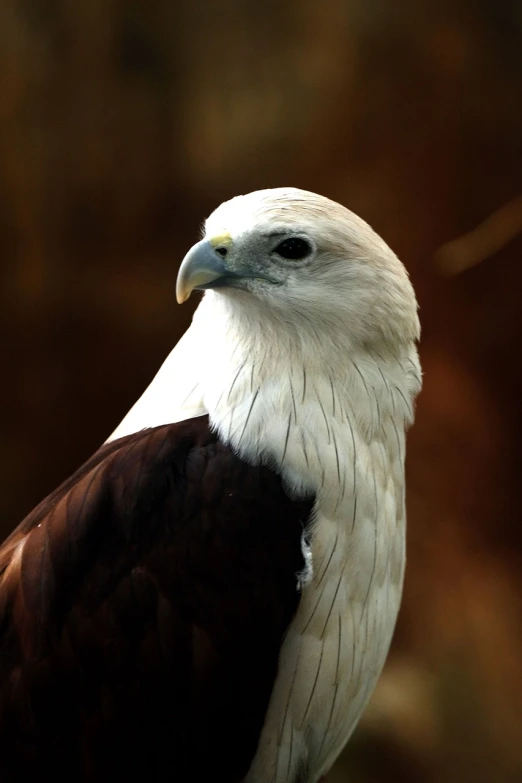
left=0, top=417, right=313, bottom=782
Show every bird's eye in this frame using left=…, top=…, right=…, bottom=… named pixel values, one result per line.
left=273, top=238, right=311, bottom=260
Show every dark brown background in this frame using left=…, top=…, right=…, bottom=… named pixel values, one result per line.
left=1, top=1, right=521, bottom=781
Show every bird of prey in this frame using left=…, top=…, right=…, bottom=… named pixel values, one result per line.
left=0, top=188, right=421, bottom=782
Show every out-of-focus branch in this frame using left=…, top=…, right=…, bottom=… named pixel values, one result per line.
left=434, top=195, right=522, bottom=274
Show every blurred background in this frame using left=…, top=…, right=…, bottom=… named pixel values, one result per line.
left=1, top=0, right=521, bottom=780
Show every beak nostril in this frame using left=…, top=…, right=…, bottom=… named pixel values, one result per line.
left=214, top=246, right=228, bottom=258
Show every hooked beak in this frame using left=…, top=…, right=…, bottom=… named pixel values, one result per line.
left=176, top=237, right=241, bottom=304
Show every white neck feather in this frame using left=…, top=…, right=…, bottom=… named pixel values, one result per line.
left=108, top=291, right=420, bottom=512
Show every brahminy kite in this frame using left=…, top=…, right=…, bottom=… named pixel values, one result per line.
left=0, top=188, right=421, bottom=782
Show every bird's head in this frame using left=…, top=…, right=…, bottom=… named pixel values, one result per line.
left=176, top=187, right=419, bottom=350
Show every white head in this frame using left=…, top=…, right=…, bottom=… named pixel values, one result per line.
left=109, top=187, right=421, bottom=455
left=177, top=187, right=420, bottom=352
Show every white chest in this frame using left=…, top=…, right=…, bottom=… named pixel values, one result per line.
left=244, top=441, right=406, bottom=783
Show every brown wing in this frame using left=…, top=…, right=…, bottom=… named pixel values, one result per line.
left=0, top=416, right=313, bottom=782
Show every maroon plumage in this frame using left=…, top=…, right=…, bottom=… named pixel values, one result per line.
left=0, top=416, right=313, bottom=782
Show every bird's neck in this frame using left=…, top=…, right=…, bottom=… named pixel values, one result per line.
left=197, top=295, right=420, bottom=502
left=108, top=292, right=421, bottom=506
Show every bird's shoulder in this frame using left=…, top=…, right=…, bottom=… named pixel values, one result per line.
left=0, top=415, right=314, bottom=782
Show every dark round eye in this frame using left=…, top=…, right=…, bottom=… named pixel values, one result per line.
left=273, top=238, right=311, bottom=260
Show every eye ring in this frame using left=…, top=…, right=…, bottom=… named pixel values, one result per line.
left=273, top=237, right=312, bottom=260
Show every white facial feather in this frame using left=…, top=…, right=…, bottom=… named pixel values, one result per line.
left=205, top=187, right=420, bottom=348
left=107, top=187, right=421, bottom=783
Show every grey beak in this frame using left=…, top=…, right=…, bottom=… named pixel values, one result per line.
left=176, top=239, right=233, bottom=304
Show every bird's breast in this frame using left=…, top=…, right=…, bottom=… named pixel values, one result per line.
left=245, top=470, right=405, bottom=783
